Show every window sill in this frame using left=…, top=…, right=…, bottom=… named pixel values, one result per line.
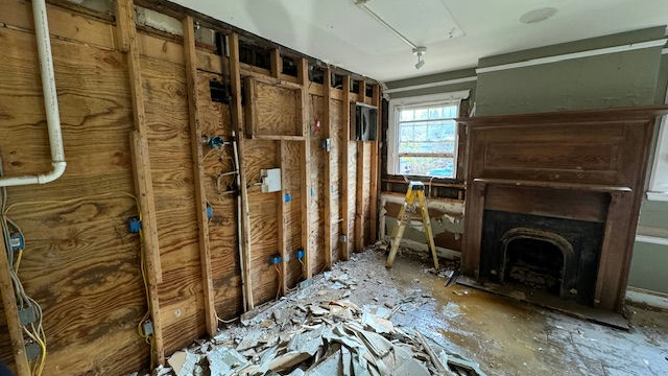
left=646, top=191, right=668, bottom=202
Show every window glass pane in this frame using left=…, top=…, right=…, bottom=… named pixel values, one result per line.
left=400, top=109, right=413, bottom=121
left=413, top=122, right=428, bottom=141
left=399, top=141, right=454, bottom=153
left=443, top=105, right=458, bottom=118
left=399, top=157, right=455, bottom=178
left=427, top=120, right=456, bottom=140
left=399, top=124, right=413, bottom=141
left=428, top=107, right=442, bottom=119
left=414, top=108, right=429, bottom=120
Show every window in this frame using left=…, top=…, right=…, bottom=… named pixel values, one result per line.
left=647, top=116, right=668, bottom=202
left=387, top=91, right=469, bottom=178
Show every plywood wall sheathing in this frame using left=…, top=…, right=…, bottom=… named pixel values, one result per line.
left=0, top=1, right=379, bottom=373
left=183, top=15, right=217, bottom=337
left=196, top=71, right=243, bottom=321
left=0, top=13, right=149, bottom=375
left=245, top=78, right=304, bottom=140
left=308, top=94, right=326, bottom=276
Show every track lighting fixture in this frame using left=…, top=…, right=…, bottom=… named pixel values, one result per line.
left=413, top=47, right=426, bottom=69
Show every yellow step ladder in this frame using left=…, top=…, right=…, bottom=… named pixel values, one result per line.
left=386, top=181, right=439, bottom=269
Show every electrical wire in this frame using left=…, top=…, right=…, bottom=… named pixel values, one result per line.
left=1, top=162, right=48, bottom=376
left=1, top=157, right=147, bottom=375
left=273, top=264, right=283, bottom=301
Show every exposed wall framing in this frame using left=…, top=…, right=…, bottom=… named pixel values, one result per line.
left=0, top=1, right=380, bottom=375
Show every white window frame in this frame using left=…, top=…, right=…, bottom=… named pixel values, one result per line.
left=647, top=115, right=668, bottom=202
left=387, top=90, right=470, bottom=178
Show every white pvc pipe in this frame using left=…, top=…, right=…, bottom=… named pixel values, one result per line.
left=0, top=0, right=66, bottom=187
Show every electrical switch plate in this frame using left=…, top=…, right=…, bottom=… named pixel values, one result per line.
left=260, top=168, right=282, bottom=193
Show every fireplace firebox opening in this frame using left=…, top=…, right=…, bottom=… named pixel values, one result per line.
left=500, top=228, right=573, bottom=297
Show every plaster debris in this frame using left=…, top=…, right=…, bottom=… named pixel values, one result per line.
left=167, top=351, right=198, bottom=376
left=123, top=250, right=488, bottom=376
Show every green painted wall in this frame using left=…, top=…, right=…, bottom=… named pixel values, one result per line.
left=475, top=27, right=665, bottom=116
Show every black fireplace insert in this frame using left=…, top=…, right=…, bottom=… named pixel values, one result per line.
left=479, top=210, right=604, bottom=305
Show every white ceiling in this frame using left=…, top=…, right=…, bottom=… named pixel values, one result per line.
left=172, top=0, right=668, bottom=82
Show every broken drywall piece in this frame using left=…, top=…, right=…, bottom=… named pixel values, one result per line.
left=237, top=329, right=264, bottom=351
left=167, top=351, right=199, bottom=376
left=361, top=311, right=395, bottom=334
left=308, top=305, right=330, bottom=317
left=305, top=349, right=342, bottom=376
left=289, top=368, right=306, bottom=376
left=392, top=357, right=430, bottom=376
left=207, top=347, right=249, bottom=376
left=268, top=351, right=312, bottom=372
left=287, top=326, right=325, bottom=356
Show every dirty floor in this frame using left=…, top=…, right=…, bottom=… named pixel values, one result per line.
left=148, top=248, right=668, bottom=376
left=311, top=249, right=668, bottom=376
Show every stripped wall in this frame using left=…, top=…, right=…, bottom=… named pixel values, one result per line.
left=0, top=0, right=379, bottom=375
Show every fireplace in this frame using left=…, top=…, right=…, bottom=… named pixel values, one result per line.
left=479, top=210, right=604, bottom=305
left=458, top=107, right=667, bottom=312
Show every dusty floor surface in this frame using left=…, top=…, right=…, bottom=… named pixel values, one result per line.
left=148, top=248, right=668, bottom=376
left=233, top=247, right=667, bottom=376
left=332, top=249, right=668, bottom=376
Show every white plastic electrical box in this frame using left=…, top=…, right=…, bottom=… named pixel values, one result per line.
left=260, top=168, right=282, bottom=193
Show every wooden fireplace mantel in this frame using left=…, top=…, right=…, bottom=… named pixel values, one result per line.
left=459, top=106, right=668, bottom=312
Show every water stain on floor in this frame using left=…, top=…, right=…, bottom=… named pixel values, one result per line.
left=341, top=250, right=668, bottom=376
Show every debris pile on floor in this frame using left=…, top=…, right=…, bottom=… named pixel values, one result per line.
left=130, top=295, right=486, bottom=376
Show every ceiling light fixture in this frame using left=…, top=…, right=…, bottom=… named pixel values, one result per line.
left=519, top=7, right=557, bottom=24
left=354, top=0, right=427, bottom=70
left=413, top=47, right=426, bottom=69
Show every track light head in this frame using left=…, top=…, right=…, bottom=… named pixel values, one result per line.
left=413, top=46, right=426, bottom=70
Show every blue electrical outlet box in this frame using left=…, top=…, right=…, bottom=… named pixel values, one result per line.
left=9, top=233, right=24, bottom=252
left=296, top=249, right=305, bottom=259
left=284, top=193, right=291, bottom=203
left=208, top=136, right=225, bottom=150
left=269, top=254, right=282, bottom=264
left=206, top=204, right=214, bottom=219
left=128, top=217, right=142, bottom=234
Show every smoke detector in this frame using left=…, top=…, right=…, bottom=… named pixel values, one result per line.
left=520, top=7, right=557, bottom=24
